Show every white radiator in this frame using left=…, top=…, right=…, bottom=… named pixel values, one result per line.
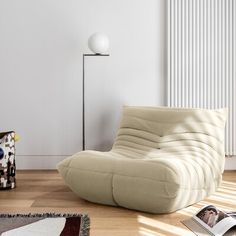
left=167, top=0, right=236, bottom=156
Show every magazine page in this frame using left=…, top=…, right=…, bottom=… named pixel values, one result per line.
left=228, top=213, right=236, bottom=219
left=182, top=218, right=214, bottom=236
left=193, top=205, right=236, bottom=236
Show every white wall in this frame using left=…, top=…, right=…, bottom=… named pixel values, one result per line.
left=0, top=0, right=167, bottom=169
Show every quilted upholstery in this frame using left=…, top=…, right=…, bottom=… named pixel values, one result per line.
left=57, top=106, right=227, bottom=213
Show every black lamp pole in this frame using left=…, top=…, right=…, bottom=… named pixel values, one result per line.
left=82, top=53, right=110, bottom=151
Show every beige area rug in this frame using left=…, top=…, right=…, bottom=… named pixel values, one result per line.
left=0, top=213, right=90, bottom=236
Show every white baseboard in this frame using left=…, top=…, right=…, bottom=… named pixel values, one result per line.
left=15, top=155, right=236, bottom=170
left=16, top=155, right=69, bottom=170
left=224, top=157, right=236, bottom=170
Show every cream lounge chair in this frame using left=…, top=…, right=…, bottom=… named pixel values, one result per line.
left=57, top=106, right=227, bottom=213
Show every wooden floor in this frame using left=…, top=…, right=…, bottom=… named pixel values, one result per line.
left=0, top=170, right=236, bottom=236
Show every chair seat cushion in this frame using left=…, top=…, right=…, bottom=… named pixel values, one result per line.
left=57, top=148, right=220, bottom=213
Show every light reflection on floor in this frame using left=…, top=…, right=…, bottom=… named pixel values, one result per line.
left=139, top=227, right=166, bottom=236
left=138, top=215, right=191, bottom=236
left=137, top=177, right=236, bottom=235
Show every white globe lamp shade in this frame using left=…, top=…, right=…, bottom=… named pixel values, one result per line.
left=88, top=33, right=109, bottom=54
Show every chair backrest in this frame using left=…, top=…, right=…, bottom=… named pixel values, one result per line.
left=113, top=106, right=227, bottom=170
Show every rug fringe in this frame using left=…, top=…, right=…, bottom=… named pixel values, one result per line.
left=0, top=213, right=87, bottom=218
left=80, top=214, right=90, bottom=236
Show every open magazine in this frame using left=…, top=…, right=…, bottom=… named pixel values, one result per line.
left=182, top=205, right=236, bottom=236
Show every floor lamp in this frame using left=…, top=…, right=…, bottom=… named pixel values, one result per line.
left=82, top=33, right=110, bottom=151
